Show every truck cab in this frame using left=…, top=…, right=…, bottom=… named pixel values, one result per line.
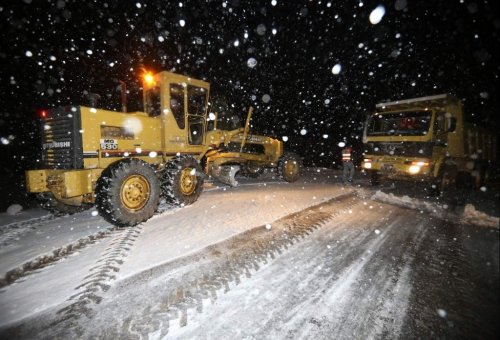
left=361, top=94, right=497, bottom=192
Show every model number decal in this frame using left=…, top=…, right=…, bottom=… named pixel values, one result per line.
left=100, top=139, right=118, bottom=150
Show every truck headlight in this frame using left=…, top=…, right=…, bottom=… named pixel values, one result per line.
left=408, top=165, right=421, bottom=174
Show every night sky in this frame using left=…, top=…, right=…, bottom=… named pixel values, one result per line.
left=1, top=0, right=499, bottom=208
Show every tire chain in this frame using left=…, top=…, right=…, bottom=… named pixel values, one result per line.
left=112, top=192, right=358, bottom=339
left=47, top=225, right=143, bottom=338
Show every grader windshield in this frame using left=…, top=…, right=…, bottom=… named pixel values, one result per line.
left=366, top=110, right=432, bottom=136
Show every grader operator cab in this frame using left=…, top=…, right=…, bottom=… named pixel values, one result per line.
left=25, top=71, right=302, bottom=226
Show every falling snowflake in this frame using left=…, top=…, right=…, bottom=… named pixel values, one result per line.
left=262, top=94, right=271, bottom=103
left=331, top=64, right=342, bottom=74
left=247, top=57, right=257, bottom=68
left=437, top=309, right=447, bottom=318
left=300, top=129, right=307, bottom=135
left=369, top=5, right=386, bottom=24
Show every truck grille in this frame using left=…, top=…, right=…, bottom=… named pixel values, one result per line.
left=41, top=106, right=83, bottom=169
left=365, top=142, right=432, bottom=157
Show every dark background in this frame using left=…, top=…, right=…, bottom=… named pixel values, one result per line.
left=1, top=0, right=499, bottom=210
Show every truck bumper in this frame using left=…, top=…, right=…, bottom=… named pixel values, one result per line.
left=26, top=169, right=102, bottom=200
left=362, top=157, right=434, bottom=180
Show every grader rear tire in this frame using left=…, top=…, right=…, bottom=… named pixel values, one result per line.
left=278, top=152, right=302, bottom=182
left=96, top=159, right=160, bottom=227
left=162, top=156, right=204, bottom=206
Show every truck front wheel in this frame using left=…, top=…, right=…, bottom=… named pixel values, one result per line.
left=96, top=159, right=160, bottom=227
left=431, top=166, right=457, bottom=196
left=369, top=171, right=380, bottom=186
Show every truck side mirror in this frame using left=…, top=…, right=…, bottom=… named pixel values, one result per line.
left=447, top=117, right=457, bottom=132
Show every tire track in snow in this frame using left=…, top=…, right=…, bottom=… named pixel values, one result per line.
left=0, top=226, right=119, bottom=288
left=84, top=192, right=359, bottom=339
left=0, top=215, right=56, bottom=248
left=45, top=225, right=143, bottom=338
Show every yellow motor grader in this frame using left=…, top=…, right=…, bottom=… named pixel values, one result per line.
left=25, top=71, right=302, bottom=226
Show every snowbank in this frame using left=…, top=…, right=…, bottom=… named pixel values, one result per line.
left=370, top=190, right=499, bottom=229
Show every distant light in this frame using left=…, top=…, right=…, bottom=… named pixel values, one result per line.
left=369, top=5, right=386, bottom=24
left=149, top=151, right=158, bottom=158
left=331, top=64, right=342, bottom=75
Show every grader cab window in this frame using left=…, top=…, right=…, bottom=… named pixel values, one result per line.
left=188, top=86, right=207, bottom=116
left=146, top=86, right=162, bottom=117
left=187, top=86, right=207, bottom=145
left=170, top=84, right=185, bottom=129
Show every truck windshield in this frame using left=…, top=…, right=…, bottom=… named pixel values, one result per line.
left=366, top=111, right=432, bottom=136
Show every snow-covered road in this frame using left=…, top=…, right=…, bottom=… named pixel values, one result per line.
left=0, top=168, right=498, bottom=339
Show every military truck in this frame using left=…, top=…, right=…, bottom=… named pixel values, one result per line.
left=361, top=94, right=497, bottom=193
left=25, top=71, right=302, bottom=226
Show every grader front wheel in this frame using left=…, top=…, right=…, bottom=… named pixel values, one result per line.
left=278, top=152, right=302, bottom=182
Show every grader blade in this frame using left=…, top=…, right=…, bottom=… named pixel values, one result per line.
left=211, top=165, right=240, bottom=187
